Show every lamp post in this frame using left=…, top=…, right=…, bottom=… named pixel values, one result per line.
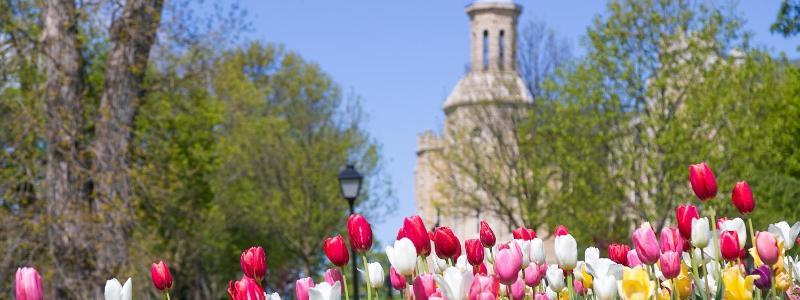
left=338, top=164, right=363, bottom=300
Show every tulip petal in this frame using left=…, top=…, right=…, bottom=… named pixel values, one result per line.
left=121, top=278, right=132, bottom=300
left=105, top=278, right=122, bottom=300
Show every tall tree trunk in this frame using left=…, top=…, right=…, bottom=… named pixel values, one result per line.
left=41, top=0, right=92, bottom=298
left=92, top=0, right=164, bottom=277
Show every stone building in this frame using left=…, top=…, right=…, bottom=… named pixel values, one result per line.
left=415, top=0, right=532, bottom=242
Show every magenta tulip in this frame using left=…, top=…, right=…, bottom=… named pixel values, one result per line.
left=413, top=274, right=437, bottom=300
left=554, top=225, right=569, bottom=237
left=524, top=263, right=546, bottom=287
left=402, top=215, right=431, bottom=256
left=433, top=226, right=460, bottom=259
left=324, top=235, right=350, bottom=267
left=389, top=266, right=407, bottom=291
left=731, top=181, right=755, bottom=214
left=632, top=223, right=660, bottom=265
left=626, top=249, right=642, bottom=267
left=479, top=220, right=496, bottom=248
left=227, top=276, right=266, bottom=300
left=348, top=213, right=374, bottom=252
left=15, top=267, right=42, bottom=300
left=465, top=239, right=485, bottom=266
left=659, top=227, right=684, bottom=253
left=470, top=275, right=499, bottom=300
left=720, top=230, right=741, bottom=261
left=510, top=277, right=526, bottom=300
left=150, top=260, right=173, bottom=291
left=513, top=227, right=534, bottom=241
left=240, top=246, right=267, bottom=281
left=676, top=204, right=699, bottom=239
left=659, top=251, right=681, bottom=279
left=608, top=243, right=630, bottom=266
left=325, top=268, right=343, bottom=291
left=295, top=277, right=315, bottom=300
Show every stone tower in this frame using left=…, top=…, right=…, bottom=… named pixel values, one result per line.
left=415, top=0, right=532, bottom=242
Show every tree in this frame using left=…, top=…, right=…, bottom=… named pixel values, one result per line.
left=771, top=0, right=800, bottom=37
left=519, top=0, right=800, bottom=247
left=517, top=19, right=572, bottom=100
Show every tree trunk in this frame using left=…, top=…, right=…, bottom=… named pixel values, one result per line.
left=92, top=0, right=164, bottom=277
left=41, top=0, right=92, bottom=298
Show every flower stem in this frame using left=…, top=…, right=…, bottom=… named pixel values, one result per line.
left=341, top=266, right=351, bottom=300
left=699, top=250, right=712, bottom=300
left=709, top=208, right=722, bottom=279
left=165, top=292, right=171, bottom=300
left=567, top=273, right=575, bottom=300
left=362, top=255, right=372, bottom=300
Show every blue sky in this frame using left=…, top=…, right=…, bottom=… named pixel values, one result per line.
left=236, top=0, right=798, bottom=246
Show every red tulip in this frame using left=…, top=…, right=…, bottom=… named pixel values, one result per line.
left=608, top=243, right=630, bottom=265
left=659, top=227, right=684, bottom=253
left=473, top=262, right=488, bottom=275
left=659, top=251, right=681, bottom=279
left=348, top=214, right=373, bottom=253
left=396, top=227, right=406, bottom=240
left=479, top=220, right=496, bottom=248
left=433, top=226, right=460, bottom=259
left=454, top=240, right=462, bottom=260
left=554, top=225, right=569, bottom=236
left=324, top=235, right=350, bottom=267
left=402, top=215, right=431, bottom=256
left=227, top=276, right=266, bottom=300
left=675, top=204, right=699, bottom=239
left=731, top=181, right=755, bottom=214
left=720, top=230, right=741, bottom=261
left=240, top=246, right=267, bottom=281
left=151, top=260, right=173, bottom=291
left=389, top=266, right=407, bottom=291
left=689, top=162, right=718, bottom=201
left=465, top=239, right=485, bottom=266
left=513, top=227, right=533, bottom=241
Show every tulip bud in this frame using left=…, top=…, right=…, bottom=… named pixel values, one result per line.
left=479, top=220, right=496, bottom=248
left=524, top=263, right=546, bottom=287
left=348, top=214, right=374, bottom=253
left=295, top=277, right=315, bottom=300
left=659, top=227, right=684, bottom=253
left=691, top=217, right=711, bottom=248
left=150, top=260, right=173, bottom=291
left=689, top=162, right=718, bottom=201
left=545, top=265, right=565, bottom=292
left=240, top=246, right=267, bottom=281
left=720, top=230, right=740, bottom=261
left=325, top=268, right=343, bottom=289
left=731, top=181, right=755, bottom=214
left=465, top=239, right=485, bottom=266
left=554, top=225, right=569, bottom=236
left=494, top=242, right=523, bottom=285
left=554, top=234, right=578, bottom=270
left=675, top=204, right=699, bottom=239
left=513, top=227, right=533, bottom=241
left=659, top=251, right=681, bottom=279
left=756, top=231, right=780, bottom=265
left=15, top=267, right=42, bottom=300
left=626, top=249, right=642, bottom=267
left=386, top=238, right=417, bottom=276
left=719, top=218, right=747, bottom=249
left=608, top=243, right=630, bottom=265
left=104, top=277, right=132, bottom=300
left=632, top=223, right=660, bottom=265
left=389, top=266, right=406, bottom=291
left=510, top=277, right=526, bottom=300
left=366, top=262, right=385, bottom=288
left=433, top=226, right=459, bottom=259
left=402, top=215, right=431, bottom=256
left=594, top=275, right=617, bottom=300
left=228, top=276, right=266, bottom=300
left=530, top=238, right=546, bottom=264
left=324, top=235, right=350, bottom=267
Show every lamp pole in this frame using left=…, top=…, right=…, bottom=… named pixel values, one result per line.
left=338, top=165, right=363, bottom=300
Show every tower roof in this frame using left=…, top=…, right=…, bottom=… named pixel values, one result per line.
left=442, top=71, right=532, bottom=113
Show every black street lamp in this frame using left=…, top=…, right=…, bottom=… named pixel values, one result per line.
left=338, top=164, right=363, bottom=300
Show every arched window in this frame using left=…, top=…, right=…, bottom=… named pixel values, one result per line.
left=482, top=30, right=489, bottom=70
left=499, top=30, right=505, bottom=69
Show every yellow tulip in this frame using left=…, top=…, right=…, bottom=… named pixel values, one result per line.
left=675, top=262, right=693, bottom=299
left=558, top=289, right=569, bottom=300
left=777, top=269, right=792, bottom=292
left=722, top=266, right=756, bottom=300
left=617, top=266, right=655, bottom=300
left=657, top=288, right=671, bottom=300
left=581, top=264, right=593, bottom=289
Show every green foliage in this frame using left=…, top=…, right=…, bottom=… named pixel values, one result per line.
left=520, top=0, right=800, bottom=248
left=771, top=0, right=800, bottom=38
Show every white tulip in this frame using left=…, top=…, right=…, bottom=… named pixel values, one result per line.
left=585, top=257, right=621, bottom=279
left=546, top=264, right=565, bottom=292
left=769, top=221, right=800, bottom=250
left=514, top=239, right=532, bottom=268
left=554, top=234, right=577, bottom=270
left=267, top=292, right=281, bottom=300
left=427, top=253, right=448, bottom=274
left=698, top=275, right=718, bottom=297
left=434, top=267, right=474, bottom=300
left=593, top=275, right=617, bottom=300
left=104, top=278, right=131, bottom=300
left=705, top=261, right=721, bottom=281
left=386, top=238, right=417, bottom=276
left=584, top=247, right=600, bottom=265
left=309, top=281, right=341, bottom=300
left=691, top=217, right=711, bottom=248
left=530, top=238, right=546, bottom=264
left=545, top=286, right=558, bottom=300
left=367, top=262, right=384, bottom=288
left=455, top=255, right=470, bottom=273
left=573, top=261, right=584, bottom=281
left=787, top=256, right=800, bottom=283
left=719, top=218, right=747, bottom=249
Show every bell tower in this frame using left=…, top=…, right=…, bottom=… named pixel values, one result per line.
left=468, top=0, right=521, bottom=72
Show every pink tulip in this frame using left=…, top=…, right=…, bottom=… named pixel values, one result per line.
left=295, top=277, right=315, bottom=300
left=240, top=246, right=267, bottom=281
left=390, top=266, right=407, bottom=291
left=15, top=267, right=42, bottom=300
left=626, top=249, right=642, bottom=267
left=632, top=223, right=661, bottom=265
left=429, top=289, right=446, bottom=300
left=510, top=277, right=526, bottom=300
left=534, top=293, right=549, bottom=300
left=659, top=251, right=681, bottom=279
left=659, top=227, right=684, bottom=253
left=470, top=275, right=499, bottom=300
left=574, top=279, right=587, bottom=295
left=689, top=162, right=718, bottom=201
left=524, top=263, right=546, bottom=287
left=756, top=232, right=780, bottom=265
left=414, top=274, right=437, bottom=300
left=324, top=268, right=343, bottom=291
left=494, top=242, right=523, bottom=285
